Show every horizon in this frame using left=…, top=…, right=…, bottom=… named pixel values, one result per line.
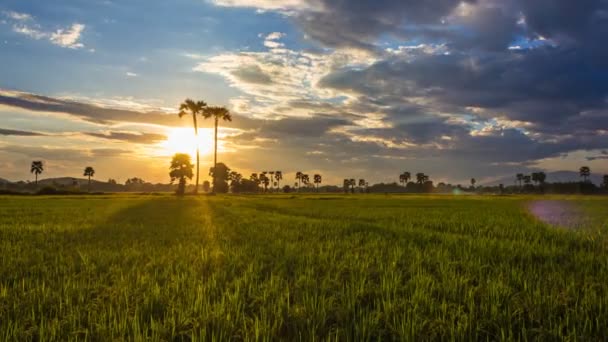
left=1, top=1, right=607, bottom=185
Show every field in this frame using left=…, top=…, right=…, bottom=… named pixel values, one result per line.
left=1, top=194, right=608, bottom=340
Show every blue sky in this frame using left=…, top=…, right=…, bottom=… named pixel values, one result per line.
left=1, top=0, right=607, bottom=185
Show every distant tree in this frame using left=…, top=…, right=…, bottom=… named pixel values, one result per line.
left=250, top=173, right=260, bottom=191
left=83, top=166, right=95, bottom=192
left=203, top=106, right=232, bottom=193
left=399, top=172, right=411, bottom=187
left=516, top=173, right=524, bottom=188
left=470, top=178, right=476, bottom=188
left=178, top=98, right=206, bottom=194
left=260, top=172, right=270, bottom=192
left=359, top=179, right=366, bottom=193
left=580, top=166, right=591, bottom=183
left=209, top=162, right=230, bottom=193
left=202, top=180, right=211, bottom=193
left=314, top=174, right=322, bottom=192
left=523, top=175, right=532, bottom=186
left=107, top=178, right=117, bottom=185
left=169, top=153, right=194, bottom=196
left=274, top=171, right=283, bottom=191
left=537, top=172, right=547, bottom=185
left=302, top=174, right=310, bottom=189
left=229, top=171, right=242, bottom=192
left=343, top=179, right=350, bottom=193
left=349, top=178, right=356, bottom=193
left=30, top=161, right=44, bottom=185
left=283, top=185, right=292, bottom=193
left=416, top=173, right=426, bottom=185
left=603, top=175, right=608, bottom=189
left=295, top=171, right=303, bottom=191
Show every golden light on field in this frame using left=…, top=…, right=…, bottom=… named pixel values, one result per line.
left=158, top=127, right=214, bottom=160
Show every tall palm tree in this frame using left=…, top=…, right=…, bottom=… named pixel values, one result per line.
left=30, top=161, right=43, bottom=185
left=399, top=172, right=411, bottom=187
left=169, top=153, right=194, bottom=196
left=470, top=178, right=476, bottom=188
left=302, top=174, right=310, bottom=189
left=579, top=166, right=591, bottom=183
left=416, top=173, right=426, bottom=185
left=295, top=171, right=303, bottom=191
left=349, top=178, right=356, bottom=193
left=274, top=171, right=283, bottom=190
left=203, top=106, right=232, bottom=193
left=83, top=166, right=95, bottom=192
left=313, top=174, right=322, bottom=192
left=178, top=99, right=207, bottom=194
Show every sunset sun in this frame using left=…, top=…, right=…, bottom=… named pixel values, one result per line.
left=159, top=127, right=214, bottom=160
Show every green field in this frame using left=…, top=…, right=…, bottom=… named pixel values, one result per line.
left=1, top=195, right=608, bottom=340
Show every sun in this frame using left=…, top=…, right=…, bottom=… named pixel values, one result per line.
left=158, top=127, right=214, bottom=160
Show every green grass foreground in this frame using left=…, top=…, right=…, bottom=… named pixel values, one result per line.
left=1, top=194, right=608, bottom=340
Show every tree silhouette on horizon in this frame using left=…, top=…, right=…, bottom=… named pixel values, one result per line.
left=178, top=99, right=206, bottom=194
left=30, top=161, right=43, bottom=185
left=203, top=106, right=232, bottom=193
left=314, top=174, right=322, bottom=192
left=580, top=166, right=591, bottom=183
left=399, top=172, right=411, bottom=187
left=83, top=166, right=95, bottom=193
left=169, top=153, right=194, bottom=196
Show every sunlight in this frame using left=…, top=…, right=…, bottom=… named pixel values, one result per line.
left=158, top=127, right=214, bottom=160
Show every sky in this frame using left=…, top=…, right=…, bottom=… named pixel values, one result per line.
left=0, top=0, right=607, bottom=185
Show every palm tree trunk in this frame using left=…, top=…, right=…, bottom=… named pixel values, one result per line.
left=213, top=117, right=218, bottom=193
left=88, top=175, right=91, bottom=193
left=192, top=114, right=199, bottom=194
left=35, top=173, right=38, bottom=186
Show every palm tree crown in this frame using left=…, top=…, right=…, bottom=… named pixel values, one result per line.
left=84, top=166, right=95, bottom=192
left=579, top=166, right=591, bottom=182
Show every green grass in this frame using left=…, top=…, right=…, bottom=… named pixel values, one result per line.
left=1, top=194, right=608, bottom=340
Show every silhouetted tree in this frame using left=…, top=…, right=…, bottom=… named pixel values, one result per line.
left=107, top=178, right=117, bottom=185
left=178, top=99, right=206, bottom=194
left=229, top=171, right=242, bottom=192
left=470, top=178, right=476, bottom=189
left=250, top=173, right=260, bottom=190
left=169, top=153, right=194, bottom=196
left=359, top=179, right=366, bottom=193
left=343, top=179, right=350, bottom=193
left=302, top=174, right=310, bottom=189
left=314, top=174, right=322, bottom=192
left=349, top=178, right=356, bottom=193
left=295, top=171, right=303, bottom=191
left=203, top=106, right=232, bottom=193
left=399, top=172, right=411, bottom=187
left=603, top=175, right=608, bottom=189
left=416, top=173, right=426, bottom=185
left=580, top=166, right=591, bottom=182
left=30, top=161, right=43, bottom=185
left=516, top=173, right=524, bottom=188
left=202, top=180, right=210, bottom=193
left=274, top=171, right=283, bottom=191
left=260, top=172, right=270, bottom=192
left=83, top=166, right=95, bottom=192
left=209, top=162, right=230, bottom=193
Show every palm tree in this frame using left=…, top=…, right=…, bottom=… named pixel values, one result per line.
left=580, top=166, right=591, bottom=183
left=358, top=179, right=366, bottom=193
left=203, top=106, right=232, bottom=193
left=178, top=99, right=207, bottom=194
left=260, top=173, right=270, bottom=192
left=274, top=171, right=283, bottom=190
left=470, top=178, right=476, bottom=188
left=349, top=178, right=356, bottom=193
left=603, top=174, right=608, bottom=189
left=314, top=174, right=322, bottom=191
left=399, top=172, right=411, bottom=187
left=416, top=173, right=426, bottom=185
left=343, top=179, right=350, bottom=193
left=523, top=175, right=532, bottom=186
left=83, top=166, right=95, bottom=192
left=30, top=161, right=43, bottom=185
left=302, top=174, right=310, bottom=189
left=516, top=173, right=524, bottom=188
left=169, top=153, right=194, bottom=196
left=295, top=171, right=303, bottom=191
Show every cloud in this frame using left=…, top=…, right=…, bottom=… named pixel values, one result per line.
left=4, top=11, right=85, bottom=49
left=84, top=131, right=167, bottom=144
left=126, top=72, right=138, bottom=77
left=231, top=64, right=273, bottom=84
left=0, top=128, right=46, bottom=136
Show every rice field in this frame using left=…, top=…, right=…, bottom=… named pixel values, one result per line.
left=1, top=194, right=607, bottom=340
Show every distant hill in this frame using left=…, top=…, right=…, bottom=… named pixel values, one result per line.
left=0, top=177, right=11, bottom=184
left=483, top=171, right=604, bottom=186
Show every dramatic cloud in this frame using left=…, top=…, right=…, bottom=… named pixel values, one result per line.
left=84, top=131, right=167, bottom=144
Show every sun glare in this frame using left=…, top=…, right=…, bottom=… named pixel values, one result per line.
left=158, top=128, right=214, bottom=160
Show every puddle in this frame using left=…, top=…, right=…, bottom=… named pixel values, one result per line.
left=527, top=200, right=585, bottom=229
